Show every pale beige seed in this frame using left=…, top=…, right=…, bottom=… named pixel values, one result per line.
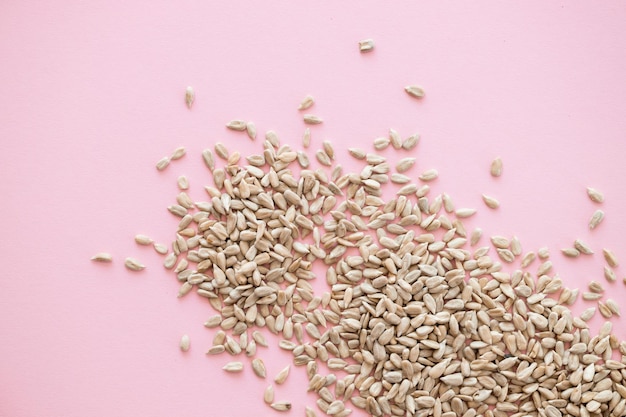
left=270, top=402, right=292, bottom=412
left=497, top=248, right=515, bottom=263
left=538, top=247, right=550, bottom=259
left=599, top=302, right=613, bottom=319
left=304, top=114, right=323, bottom=125
left=223, top=362, right=244, bottom=372
left=264, top=385, right=274, bottom=404
left=177, top=175, right=189, bottom=190
left=179, top=334, right=190, bottom=352
left=134, top=234, right=153, bottom=245
left=604, top=266, right=617, bottom=282
left=582, top=292, right=602, bottom=301
left=521, top=251, right=536, bottom=268
left=303, top=128, right=311, bottom=148
left=305, top=406, right=318, bottom=417
left=470, top=228, right=482, bottom=246
left=390, top=173, right=410, bottom=184
left=170, top=146, right=186, bottom=161
left=510, top=236, right=522, bottom=256
left=402, top=133, right=419, bottom=150
left=156, top=156, right=170, bottom=171
left=202, top=149, right=215, bottom=171
left=561, top=248, right=580, bottom=257
left=274, top=365, right=290, bottom=384
left=589, top=209, right=605, bottom=230
left=490, top=157, right=502, bottom=177
left=323, top=140, right=335, bottom=159
left=603, top=248, right=618, bottom=267
left=246, top=122, right=257, bottom=140
left=214, top=143, right=229, bottom=160
left=298, top=95, right=315, bottom=111
left=589, top=281, right=604, bottom=294
left=455, top=208, right=476, bottom=218
left=389, top=129, right=402, bottom=150
left=405, top=85, right=425, bottom=99
left=482, top=194, right=499, bottom=209
left=185, top=86, right=194, bottom=109
left=163, top=252, right=176, bottom=269
left=348, top=148, right=365, bottom=160
left=252, top=358, right=267, bottom=378
left=580, top=307, right=596, bottom=321
left=297, top=151, right=310, bottom=168
left=574, top=239, right=594, bottom=255
left=252, top=331, right=268, bottom=347
left=605, top=299, right=621, bottom=316
left=91, top=252, right=112, bottom=262
left=358, top=38, right=374, bottom=52
left=124, top=257, right=145, bottom=271
left=587, top=187, right=604, bottom=203
left=373, top=137, right=390, bottom=150
left=395, top=158, right=415, bottom=173
left=419, top=169, right=438, bottom=182
left=226, top=120, right=247, bottom=131
left=316, top=150, right=332, bottom=166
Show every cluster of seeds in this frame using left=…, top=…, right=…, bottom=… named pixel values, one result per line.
left=93, top=88, right=626, bottom=417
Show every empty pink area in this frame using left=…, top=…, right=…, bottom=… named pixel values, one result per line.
left=1, top=2, right=626, bottom=416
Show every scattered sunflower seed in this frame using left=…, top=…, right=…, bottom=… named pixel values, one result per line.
left=134, top=234, right=153, bottom=245
left=185, top=86, right=194, bottom=109
left=490, top=157, right=503, bottom=177
left=298, top=95, right=314, bottom=111
left=222, top=362, right=244, bottom=372
left=587, top=187, right=604, bottom=203
left=561, top=248, right=580, bottom=257
left=482, top=194, right=499, bottom=209
left=156, top=156, right=170, bottom=171
left=405, top=85, right=425, bottom=99
left=271, top=402, right=292, bottom=412
left=124, top=257, right=145, bottom=271
left=395, top=158, right=415, bottom=173
left=303, top=114, right=323, bottom=125
left=574, top=239, right=593, bottom=255
left=226, top=120, right=247, bottom=131
left=252, top=358, right=267, bottom=378
left=274, top=365, right=290, bottom=384
left=91, top=252, right=112, bottom=262
left=179, top=334, right=190, bottom=352
left=358, top=39, right=374, bottom=52
left=603, top=248, right=618, bottom=267
left=589, top=210, right=605, bottom=230
left=246, top=122, right=257, bottom=140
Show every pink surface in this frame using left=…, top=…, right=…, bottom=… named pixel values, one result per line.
left=2, top=2, right=626, bottom=416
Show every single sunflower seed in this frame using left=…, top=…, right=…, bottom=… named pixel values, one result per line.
left=185, top=86, right=194, bottom=109
left=589, top=210, right=605, bottom=230
left=252, top=358, right=267, bottom=378
left=179, top=334, right=190, bottom=352
left=222, top=362, right=244, bottom=372
left=603, top=248, right=618, bottom=267
left=270, top=402, right=292, bottom=412
left=490, top=157, right=503, bottom=177
left=91, top=252, right=112, bottom=262
left=482, top=194, right=499, bottom=209
left=246, top=122, right=257, bottom=140
left=304, top=114, right=323, bottom=125
left=396, top=158, right=416, bottom=173
left=156, top=156, right=170, bottom=171
left=299, top=95, right=315, bottom=111
left=134, top=234, right=153, bottom=245
left=358, top=39, right=374, bottom=52
left=124, top=257, right=145, bottom=271
left=405, top=85, right=425, bottom=99
left=587, top=187, right=604, bottom=203
left=226, top=120, right=247, bottom=131
left=574, top=239, right=593, bottom=255
left=274, top=365, right=290, bottom=384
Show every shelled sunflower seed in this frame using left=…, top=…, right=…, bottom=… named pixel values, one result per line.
left=91, top=252, right=112, bottom=262
left=358, top=39, right=374, bottom=52
left=185, top=86, right=194, bottom=109
left=99, top=106, right=626, bottom=417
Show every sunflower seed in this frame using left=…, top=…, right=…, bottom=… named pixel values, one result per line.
left=405, top=85, right=425, bottom=98
left=561, top=248, right=580, bottom=257
left=185, top=86, right=194, bottom=109
left=599, top=302, right=613, bottom=318
left=124, top=257, right=145, bottom=271
left=521, top=251, right=536, bottom=268
left=274, top=365, right=290, bottom=384
left=490, top=157, right=502, bottom=177
left=316, top=150, right=332, bottom=166
left=226, top=120, right=247, bottom=131
left=303, top=128, right=311, bottom=148
left=91, top=252, right=112, bottom=262
left=583, top=292, right=602, bottom=301
left=202, top=149, right=215, bottom=171
left=605, top=299, right=620, bottom=316
left=574, top=239, right=593, bottom=255
left=402, top=133, right=419, bottom=150
left=223, top=362, right=244, bottom=372
left=603, top=248, right=618, bottom=267
left=180, top=334, right=190, bottom=351
left=177, top=175, right=189, bottom=190
left=270, top=402, right=292, bottom=412
left=580, top=307, right=596, bottom=321
left=246, top=122, right=257, bottom=140
left=419, top=169, right=438, bottom=182
left=252, top=358, right=267, bottom=378
left=134, top=234, right=153, bottom=245
left=299, top=95, right=315, bottom=111
left=396, top=158, right=415, bottom=173
left=589, top=281, right=604, bottom=293
left=348, top=148, right=365, bottom=160
left=322, top=141, right=335, bottom=160
left=156, top=156, right=170, bottom=171
left=390, top=174, right=410, bottom=184
left=589, top=210, right=605, bottom=230
left=604, top=266, right=617, bottom=283
left=587, top=187, right=604, bottom=203
left=304, top=114, right=323, bottom=124
left=214, top=143, right=229, bottom=160
left=470, top=228, right=482, bottom=246
left=455, top=208, right=476, bottom=218
left=358, top=39, right=374, bottom=52
left=482, top=194, right=499, bottom=209
left=264, top=386, right=274, bottom=404
left=373, top=137, right=390, bottom=150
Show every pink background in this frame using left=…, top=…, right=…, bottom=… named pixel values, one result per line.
left=2, top=2, right=626, bottom=416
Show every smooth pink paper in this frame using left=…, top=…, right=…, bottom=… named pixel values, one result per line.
left=1, top=2, right=626, bottom=416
